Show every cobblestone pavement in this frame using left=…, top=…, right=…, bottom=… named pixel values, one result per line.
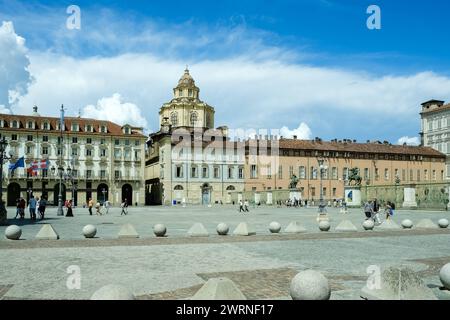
left=1, top=205, right=450, bottom=300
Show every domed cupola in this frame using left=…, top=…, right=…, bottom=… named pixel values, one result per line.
left=173, top=67, right=200, bottom=100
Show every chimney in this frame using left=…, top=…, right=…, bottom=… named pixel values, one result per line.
left=293, top=135, right=297, bottom=139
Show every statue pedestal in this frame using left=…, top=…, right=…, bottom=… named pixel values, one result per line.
left=344, top=186, right=362, bottom=208
left=402, top=186, right=417, bottom=208
left=289, top=190, right=301, bottom=202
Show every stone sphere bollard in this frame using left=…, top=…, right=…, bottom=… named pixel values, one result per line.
left=82, top=224, right=97, bottom=238
left=153, top=224, right=167, bottom=237
left=216, top=223, right=229, bottom=235
left=438, top=219, right=449, bottom=229
left=290, top=270, right=331, bottom=300
left=318, top=220, right=330, bottom=232
left=90, top=284, right=135, bottom=300
left=362, top=220, right=374, bottom=231
left=269, top=221, right=281, bottom=233
left=5, top=225, right=22, bottom=240
left=401, top=219, right=413, bottom=229
left=439, top=263, right=450, bottom=290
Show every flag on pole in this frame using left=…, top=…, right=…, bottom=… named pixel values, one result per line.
left=8, top=157, right=25, bottom=171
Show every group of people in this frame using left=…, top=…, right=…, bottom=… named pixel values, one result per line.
left=363, top=198, right=396, bottom=224
left=86, top=198, right=127, bottom=216
left=15, top=195, right=47, bottom=220
left=238, top=199, right=250, bottom=212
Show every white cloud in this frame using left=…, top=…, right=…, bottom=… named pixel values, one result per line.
left=280, top=123, right=312, bottom=139
left=82, top=93, right=148, bottom=128
left=0, top=21, right=33, bottom=109
left=397, top=136, right=420, bottom=146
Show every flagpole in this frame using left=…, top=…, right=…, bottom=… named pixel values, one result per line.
left=57, top=104, right=64, bottom=216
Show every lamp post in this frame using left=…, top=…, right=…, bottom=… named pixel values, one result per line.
left=0, top=135, right=10, bottom=225
left=318, top=158, right=328, bottom=213
left=102, top=188, right=106, bottom=204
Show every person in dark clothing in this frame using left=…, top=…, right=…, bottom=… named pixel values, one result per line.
left=66, top=200, right=74, bottom=217
left=38, top=197, right=47, bottom=219
left=19, top=198, right=26, bottom=219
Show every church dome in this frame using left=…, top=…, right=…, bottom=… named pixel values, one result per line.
left=177, top=67, right=195, bottom=87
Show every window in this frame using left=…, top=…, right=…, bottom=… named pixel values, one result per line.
left=100, top=170, right=106, bottom=179
left=425, top=169, right=429, bottom=180
left=432, top=170, right=436, bottom=180
left=238, top=167, right=244, bottom=179
left=115, top=170, right=120, bottom=179
left=190, top=112, right=198, bottom=126
left=178, top=89, right=183, bottom=97
left=410, top=169, right=414, bottom=181
left=278, top=165, right=282, bottom=179
left=228, top=166, right=233, bottom=179
left=441, top=170, right=445, bottom=180
left=170, top=112, right=178, bottom=126
left=101, top=138, right=105, bottom=145
left=125, top=139, right=130, bottom=146
left=250, top=165, right=257, bottom=179
left=267, top=165, right=272, bottom=179
left=115, top=139, right=120, bottom=146
left=124, top=150, right=131, bottom=160
left=71, top=124, right=78, bottom=131
left=72, top=137, right=78, bottom=143
left=86, top=149, right=92, bottom=157
left=311, top=167, right=318, bottom=179
left=384, top=169, right=389, bottom=180
left=417, top=170, right=421, bottom=182
left=100, top=149, right=106, bottom=157
left=332, top=188, right=337, bottom=197
left=402, top=169, right=406, bottom=181
left=311, top=187, right=316, bottom=197
left=343, top=167, right=349, bottom=180
left=188, top=89, right=193, bottom=97
left=43, top=122, right=49, bottom=130
left=71, top=148, right=78, bottom=156
left=86, top=124, right=92, bottom=132
left=42, top=135, right=48, bottom=142
left=57, top=148, right=62, bottom=156
left=191, top=166, right=198, bottom=178
left=124, top=127, right=130, bottom=134
left=214, top=167, right=220, bottom=179
left=28, top=121, right=33, bottom=129
left=323, top=187, right=327, bottom=197
left=12, top=120, right=18, bottom=128
left=332, top=167, right=338, bottom=180
left=289, top=166, right=293, bottom=178
left=202, top=166, right=209, bottom=178
left=364, top=168, right=369, bottom=180
left=26, top=146, right=32, bottom=154
left=374, top=168, right=379, bottom=181
left=114, top=149, right=121, bottom=159
left=299, top=166, right=306, bottom=179
left=27, top=135, right=33, bottom=141
left=135, top=140, right=140, bottom=146
left=42, top=147, right=48, bottom=155
left=101, top=125, right=107, bottom=133
left=11, top=134, right=17, bottom=141
left=86, top=138, right=92, bottom=144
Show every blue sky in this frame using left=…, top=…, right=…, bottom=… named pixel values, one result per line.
left=1, top=0, right=450, bottom=143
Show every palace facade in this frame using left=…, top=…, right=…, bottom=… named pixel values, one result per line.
left=0, top=107, right=147, bottom=206
left=243, top=136, right=446, bottom=204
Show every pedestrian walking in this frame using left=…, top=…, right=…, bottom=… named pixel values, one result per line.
left=38, top=197, right=47, bottom=219
left=238, top=199, right=244, bottom=212
left=363, top=201, right=373, bottom=220
left=14, top=198, right=21, bottom=219
left=104, top=200, right=110, bottom=214
left=95, top=202, right=102, bottom=215
left=385, top=202, right=392, bottom=220
left=66, top=199, right=74, bottom=217
left=88, top=198, right=93, bottom=215
left=120, top=198, right=128, bottom=215
left=19, top=197, right=26, bottom=219
left=28, top=195, right=37, bottom=220
left=244, top=200, right=249, bottom=212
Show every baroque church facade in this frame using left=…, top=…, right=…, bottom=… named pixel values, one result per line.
left=145, top=68, right=245, bottom=205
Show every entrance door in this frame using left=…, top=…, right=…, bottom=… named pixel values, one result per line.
left=202, top=188, right=210, bottom=205
left=7, top=183, right=21, bottom=206
left=122, top=184, right=133, bottom=206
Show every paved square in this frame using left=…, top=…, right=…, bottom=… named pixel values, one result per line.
left=1, top=205, right=450, bottom=300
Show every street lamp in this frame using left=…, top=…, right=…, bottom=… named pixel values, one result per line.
left=0, top=135, right=11, bottom=225
left=102, top=188, right=106, bottom=204
left=317, top=158, right=328, bottom=219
